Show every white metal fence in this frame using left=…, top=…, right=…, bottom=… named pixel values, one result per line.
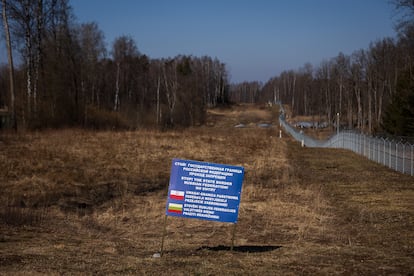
left=279, top=110, right=414, bottom=176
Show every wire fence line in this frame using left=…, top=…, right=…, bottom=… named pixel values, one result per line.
left=278, top=107, right=414, bottom=176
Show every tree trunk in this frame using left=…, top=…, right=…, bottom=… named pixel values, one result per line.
left=162, top=63, right=176, bottom=126
left=156, top=75, right=160, bottom=125
left=33, top=0, right=44, bottom=116
left=24, top=0, right=33, bottom=121
left=2, top=0, right=15, bottom=129
left=325, top=76, right=332, bottom=127
left=373, top=86, right=378, bottom=130
left=355, top=87, right=362, bottom=130
left=347, top=87, right=353, bottom=129
left=339, top=77, right=343, bottom=115
left=290, top=75, right=296, bottom=117
left=114, top=62, right=120, bottom=111
left=377, top=81, right=385, bottom=126
left=368, top=84, right=373, bottom=134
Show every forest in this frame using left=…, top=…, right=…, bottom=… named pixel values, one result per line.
left=1, top=0, right=413, bottom=136
left=0, top=0, right=229, bottom=130
left=231, top=1, right=414, bottom=137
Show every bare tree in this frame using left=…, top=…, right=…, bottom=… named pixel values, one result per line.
left=111, top=35, right=139, bottom=113
left=316, top=60, right=332, bottom=126
left=77, top=22, right=106, bottom=122
left=4, top=0, right=48, bottom=125
left=2, top=0, right=16, bottom=128
left=114, top=61, right=120, bottom=111
left=351, top=50, right=366, bottom=130
left=393, top=0, right=414, bottom=32
left=33, top=0, right=43, bottom=115
left=162, top=58, right=178, bottom=126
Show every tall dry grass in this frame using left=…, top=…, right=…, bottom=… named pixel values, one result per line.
left=0, top=105, right=341, bottom=274
left=1, top=104, right=329, bottom=228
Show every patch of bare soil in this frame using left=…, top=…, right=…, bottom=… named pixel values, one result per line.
left=0, top=104, right=413, bottom=275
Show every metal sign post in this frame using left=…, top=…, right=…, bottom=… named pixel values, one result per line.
left=230, top=223, right=237, bottom=251
left=160, top=215, right=168, bottom=257
left=159, top=159, right=245, bottom=256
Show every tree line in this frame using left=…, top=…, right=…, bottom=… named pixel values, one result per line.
left=0, top=0, right=229, bottom=130
left=230, top=1, right=414, bottom=136
left=2, top=0, right=413, bottom=135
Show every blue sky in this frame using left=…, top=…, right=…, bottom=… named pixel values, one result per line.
left=71, top=0, right=396, bottom=83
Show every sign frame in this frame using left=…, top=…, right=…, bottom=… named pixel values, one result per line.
left=165, top=158, right=244, bottom=223
left=159, top=158, right=245, bottom=256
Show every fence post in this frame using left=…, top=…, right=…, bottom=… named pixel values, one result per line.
left=360, top=133, right=363, bottom=155
left=347, top=132, right=349, bottom=150
left=395, top=143, right=398, bottom=172
left=353, top=133, right=356, bottom=153
left=373, top=138, right=375, bottom=162
left=377, top=138, right=380, bottom=163
left=342, top=132, right=344, bottom=149
left=372, top=138, right=375, bottom=162
left=389, top=140, right=392, bottom=169
left=369, top=137, right=374, bottom=160
left=377, top=139, right=380, bottom=163
left=403, top=144, right=406, bottom=174
left=300, top=130, right=304, bottom=147
left=369, top=137, right=375, bottom=161
left=363, top=135, right=366, bottom=157
left=377, top=138, right=381, bottom=164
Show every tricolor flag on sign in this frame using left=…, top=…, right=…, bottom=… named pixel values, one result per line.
left=168, top=203, right=183, bottom=214
left=170, top=190, right=185, bottom=201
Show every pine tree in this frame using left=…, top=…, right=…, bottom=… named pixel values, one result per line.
left=382, top=71, right=414, bottom=136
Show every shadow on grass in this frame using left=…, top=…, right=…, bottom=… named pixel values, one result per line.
left=197, top=245, right=282, bottom=253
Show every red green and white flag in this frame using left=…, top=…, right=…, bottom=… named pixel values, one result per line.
left=170, top=190, right=185, bottom=200
left=168, top=203, right=183, bottom=214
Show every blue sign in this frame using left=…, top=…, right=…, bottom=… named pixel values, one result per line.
left=166, top=159, right=245, bottom=223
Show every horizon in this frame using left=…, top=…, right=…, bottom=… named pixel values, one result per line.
left=70, top=0, right=397, bottom=83
left=0, top=1, right=398, bottom=84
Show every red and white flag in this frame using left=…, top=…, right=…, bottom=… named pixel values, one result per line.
left=170, top=190, right=185, bottom=200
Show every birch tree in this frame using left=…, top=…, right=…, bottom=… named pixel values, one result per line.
left=162, top=58, right=178, bottom=126
left=111, top=35, right=140, bottom=112
left=33, top=0, right=43, bottom=115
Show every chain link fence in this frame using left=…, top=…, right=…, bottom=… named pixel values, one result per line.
left=278, top=107, right=414, bottom=176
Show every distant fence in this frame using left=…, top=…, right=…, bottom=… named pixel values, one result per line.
left=278, top=105, right=414, bottom=176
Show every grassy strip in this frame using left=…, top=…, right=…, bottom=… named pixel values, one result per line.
left=0, top=105, right=412, bottom=274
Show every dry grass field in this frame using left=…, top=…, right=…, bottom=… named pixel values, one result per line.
left=0, top=104, right=413, bottom=275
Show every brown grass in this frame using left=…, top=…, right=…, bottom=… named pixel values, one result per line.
left=0, top=104, right=413, bottom=275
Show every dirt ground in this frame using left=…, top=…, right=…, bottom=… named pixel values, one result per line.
left=0, top=104, right=413, bottom=275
